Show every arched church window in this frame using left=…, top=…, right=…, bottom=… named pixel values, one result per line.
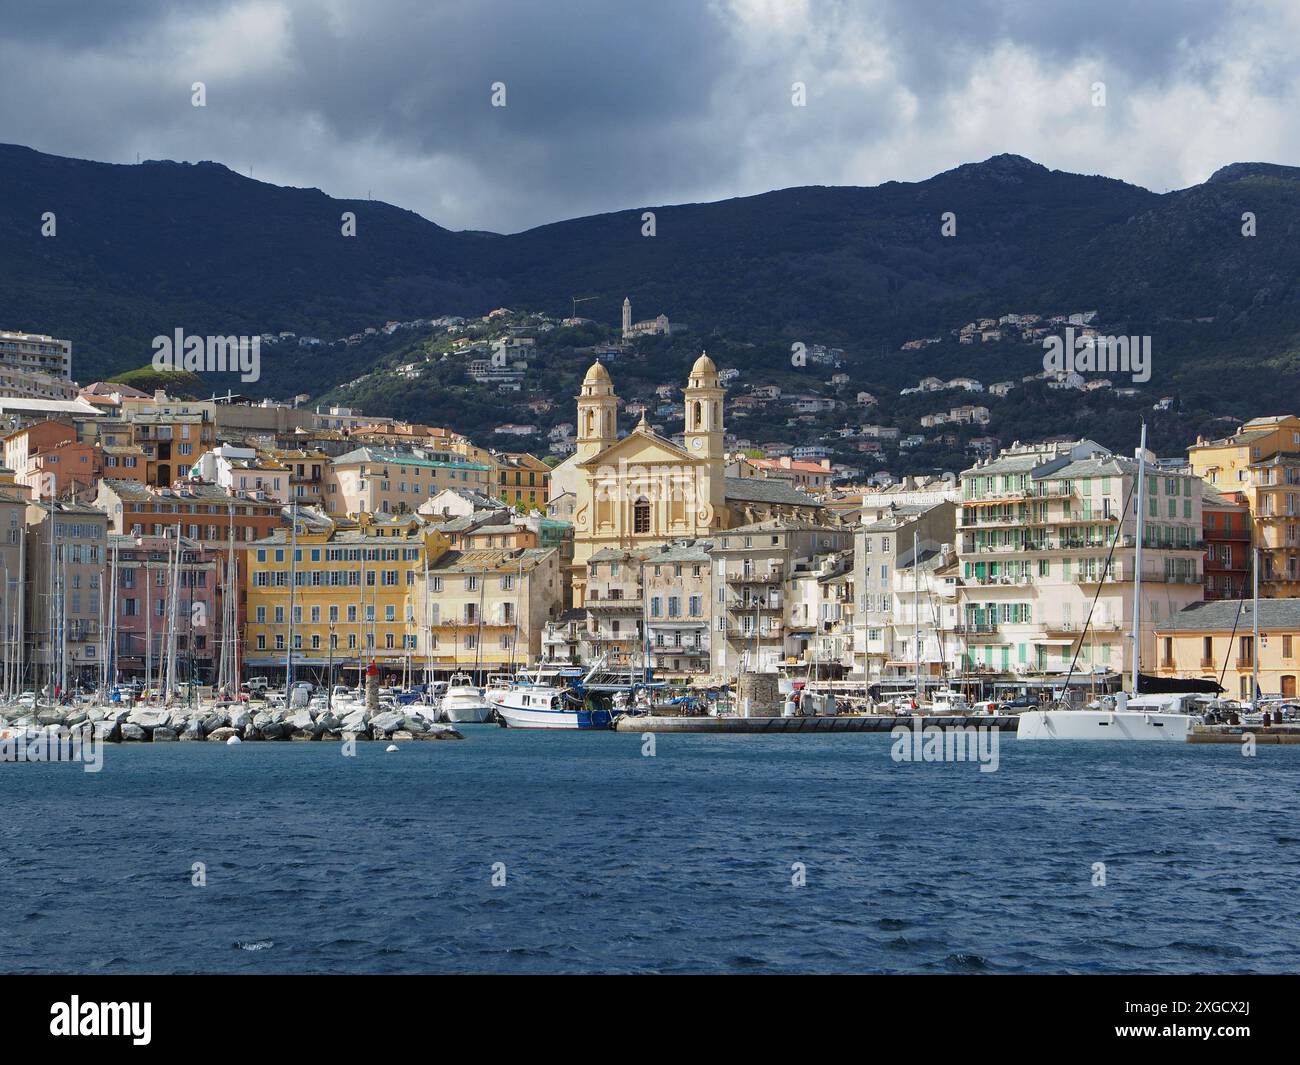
left=692, top=401, right=702, bottom=429
left=633, top=497, right=651, bottom=534
left=584, top=410, right=594, bottom=434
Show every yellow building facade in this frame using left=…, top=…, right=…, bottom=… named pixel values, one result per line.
left=1154, top=598, right=1300, bottom=700
left=244, top=513, right=449, bottom=681
left=1189, top=415, right=1300, bottom=596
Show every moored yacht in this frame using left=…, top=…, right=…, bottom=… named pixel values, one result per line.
left=1017, top=692, right=1193, bottom=741
left=439, top=672, right=492, bottom=723
left=1017, top=424, right=1193, bottom=743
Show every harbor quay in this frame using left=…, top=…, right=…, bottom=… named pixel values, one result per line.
left=616, top=713, right=1020, bottom=733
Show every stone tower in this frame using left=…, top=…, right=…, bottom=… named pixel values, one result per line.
left=622, top=296, right=632, bottom=339
left=576, top=359, right=618, bottom=462
left=683, top=351, right=725, bottom=521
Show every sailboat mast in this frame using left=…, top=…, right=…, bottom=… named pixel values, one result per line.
left=16, top=525, right=24, bottom=694
left=144, top=543, right=152, bottom=697
left=913, top=530, right=921, bottom=704
left=47, top=490, right=56, bottom=698
left=473, top=565, right=486, bottom=681
left=1252, top=545, right=1260, bottom=710
left=286, top=501, right=298, bottom=689
left=1131, top=422, right=1147, bottom=694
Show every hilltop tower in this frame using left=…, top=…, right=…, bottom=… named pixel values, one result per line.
left=622, top=296, right=632, bottom=339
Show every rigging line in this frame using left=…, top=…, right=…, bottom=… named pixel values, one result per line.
left=1059, top=480, right=1136, bottom=701
left=1217, top=568, right=1250, bottom=692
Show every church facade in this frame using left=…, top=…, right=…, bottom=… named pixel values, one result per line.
left=567, top=354, right=823, bottom=606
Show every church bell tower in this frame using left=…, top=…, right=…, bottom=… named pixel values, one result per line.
left=576, top=359, right=618, bottom=462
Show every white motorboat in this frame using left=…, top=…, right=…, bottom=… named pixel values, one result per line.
left=439, top=673, right=492, bottom=723
left=918, top=688, right=971, bottom=716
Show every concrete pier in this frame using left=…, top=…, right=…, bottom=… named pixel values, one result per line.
left=1189, top=725, right=1300, bottom=744
left=615, top=714, right=1020, bottom=733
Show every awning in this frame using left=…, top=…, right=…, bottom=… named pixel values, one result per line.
left=1137, top=672, right=1224, bottom=695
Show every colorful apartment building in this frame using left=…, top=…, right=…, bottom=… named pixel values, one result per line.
left=492, top=451, right=551, bottom=508
left=107, top=533, right=221, bottom=684
left=958, top=440, right=1204, bottom=681
left=1202, top=487, right=1252, bottom=600
left=24, top=499, right=110, bottom=690
left=243, top=514, right=451, bottom=683
left=1189, top=415, right=1300, bottom=597
left=422, top=546, right=562, bottom=673
left=325, top=446, right=492, bottom=516
left=94, top=479, right=284, bottom=547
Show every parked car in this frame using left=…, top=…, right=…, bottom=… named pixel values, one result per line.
left=998, top=696, right=1040, bottom=712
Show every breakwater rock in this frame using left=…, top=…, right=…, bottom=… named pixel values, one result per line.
left=0, top=703, right=464, bottom=743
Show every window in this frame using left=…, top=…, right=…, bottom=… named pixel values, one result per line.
left=633, top=498, right=651, bottom=534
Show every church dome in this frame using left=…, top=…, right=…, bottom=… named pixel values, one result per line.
left=688, top=352, right=718, bottom=380
left=583, top=360, right=612, bottom=385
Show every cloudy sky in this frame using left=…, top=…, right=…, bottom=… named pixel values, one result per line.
left=1, top=0, right=1296, bottom=232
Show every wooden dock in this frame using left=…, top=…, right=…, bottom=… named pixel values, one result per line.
left=614, top=714, right=1020, bottom=733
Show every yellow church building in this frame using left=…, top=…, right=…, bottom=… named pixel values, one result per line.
left=566, top=354, right=822, bottom=605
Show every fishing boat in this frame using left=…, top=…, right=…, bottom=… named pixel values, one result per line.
left=492, top=686, right=614, bottom=730
left=439, top=672, right=492, bottom=723
left=483, top=673, right=517, bottom=709
left=492, top=659, right=614, bottom=730
left=1018, top=424, right=1193, bottom=742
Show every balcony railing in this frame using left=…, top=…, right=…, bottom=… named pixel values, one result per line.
left=726, top=569, right=782, bottom=584
left=726, top=625, right=783, bottom=640
left=587, top=590, right=642, bottom=609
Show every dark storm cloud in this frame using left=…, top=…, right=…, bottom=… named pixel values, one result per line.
left=0, top=0, right=1294, bottom=230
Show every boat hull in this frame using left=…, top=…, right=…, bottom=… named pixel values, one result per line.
left=440, top=700, right=492, bottom=723
left=495, top=703, right=613, bottom=730
left=1016, top=709, right=1191, bottom=742
left=439, top=686, right=492, bottom=723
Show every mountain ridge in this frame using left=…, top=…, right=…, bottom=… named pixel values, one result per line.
left=1, top=142, right=1299, bottom=414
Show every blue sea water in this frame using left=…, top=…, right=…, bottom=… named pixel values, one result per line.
left=1, top=730, right=1298, bottom=974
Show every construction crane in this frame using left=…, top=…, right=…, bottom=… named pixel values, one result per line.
left=571, top=295, right=597, bottom=318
